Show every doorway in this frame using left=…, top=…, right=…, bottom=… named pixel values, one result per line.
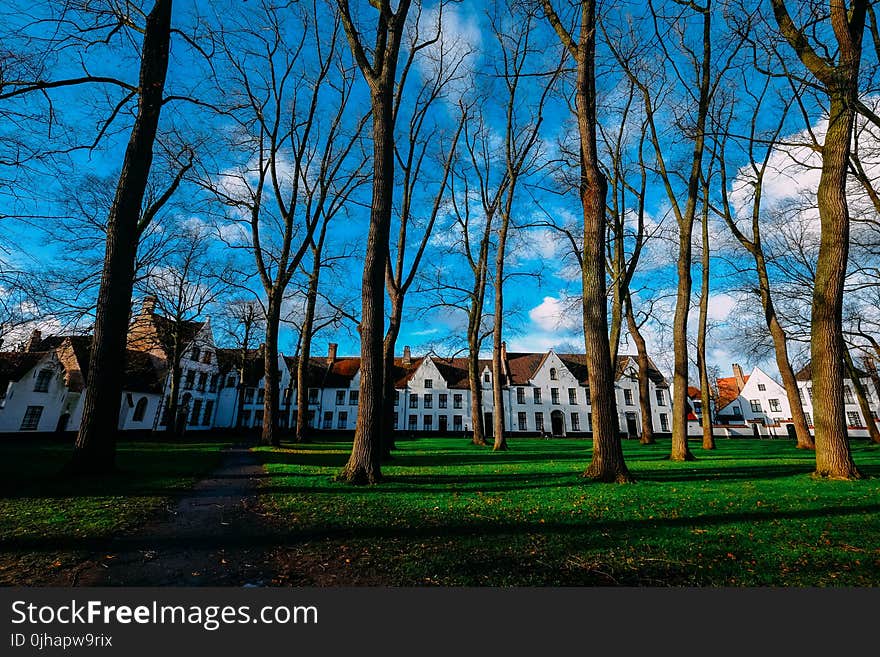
left=551, top=410, right=565, bottom=437
left=625, top=412, right=639, bottom=439
left=786, top=423, right=797, bottom=441
left=484, top=412, right=493, bottom=438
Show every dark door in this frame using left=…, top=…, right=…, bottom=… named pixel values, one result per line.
left=752, top=424, right=760, bottom=439
left=439, top=415, right=448, bottom=433
left=484, top=412, right=493, bottom=438
left=786, top=423, right=797, bottom=441
left=625, top=412, right=638, bottom=438
left=55, top=413, right=70, bottom=433
left=551, top=411, right=565, bottom=437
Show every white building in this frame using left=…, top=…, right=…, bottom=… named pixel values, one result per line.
left=713, top=364, right=797, bottom=438
left=795, top=361, right=880, bottom=439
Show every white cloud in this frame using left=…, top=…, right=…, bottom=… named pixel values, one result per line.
left=528, top=296, right=580, bottom=333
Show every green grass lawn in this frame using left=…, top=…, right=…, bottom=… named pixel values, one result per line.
left=0, top=438, right=228, bottom=584
left=256, top=437, right=880, bottom=586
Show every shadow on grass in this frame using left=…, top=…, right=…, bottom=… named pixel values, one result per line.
left=3, top=501, right=879, bottom=555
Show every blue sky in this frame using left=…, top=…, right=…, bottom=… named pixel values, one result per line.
left=0, top=0, right=842, bottom=384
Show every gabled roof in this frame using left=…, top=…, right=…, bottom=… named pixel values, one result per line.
left=506, top=352, right=546, bottom=385
left=0, top=351, right=49, bottom=391
left=715, top=375, right=747, bottom=411
left=127, top=311, right=206, bottom=360
left=282, top=355, right=331, bottom=389
left=216, top=347, right=267, bottom=386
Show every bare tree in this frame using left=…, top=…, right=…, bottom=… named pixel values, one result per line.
left=202, top=1, right=363, bottom=447
left=334, top=0, right=415, bottom=483
left=540, top=0, right=630, bottom=481
left=769, top=0, right=868, bottom=478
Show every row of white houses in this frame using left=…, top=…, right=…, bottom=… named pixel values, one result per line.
left=1, top=298, right=878, bottom=439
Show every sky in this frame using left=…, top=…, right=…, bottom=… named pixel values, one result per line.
left=0, top=0, right=864, bottom=386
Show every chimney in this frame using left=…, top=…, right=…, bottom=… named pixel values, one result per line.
left=27, top=329, right=42, bottom=352
left=327, top=342, right=338, bottom=365
left=732, top=363, right=746, bottom=392
left=403, top=345, right=412, bottom=366
left=141, top=294, right=157, bottom=316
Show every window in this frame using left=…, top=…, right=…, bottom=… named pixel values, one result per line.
left=33, top=369, right=53, bottom=392
left=484, top=372, right=491, bottom=383
left=244, top=387, right=255, bottom=403
left=805, top=413, right=812, bottom=426
left=660, top=413, right=669, bottom=432
left=323, top=412, right=333, bottom=429
left=453, top=415, right=463, bottom=431
left=20, top=406, right=43, bottom=431
left=240, top=409, right=252, bottom=427
left=255, top=409, right=264, bottom=425
left=453, top=394, right=463, bottom=409
left=425, top=379, right=433, bottom=389
left=439, top=394, right=448, bottom=409
left=393, top=412, right=399, bottom=429
left=551, top=388, right=560, bottom=405
left=571, top=412, right=580, bottom=431
left=306, top=410, right=314, bottom=427
left=258, top=387, right=265, bottom=403
left=550, top=368, right=558, bottom=380
left=847, top=411, right=862, bottom=427
left=423, top=393, right=433, bottom=409
left=209, top=374, right=218, bottom=392
left=349, top=390, right=359, bottom=405
left=807, top=387, right=813, bottom=401
left=185, top=370, right=195, bottom=390
left=226, top=375, right=236, bottom=388
left=409, top=393, right=418, bottom=409
left=624, top=389, right=634, bottom=406
left=587, top=413, right=593, bottom=432
left=191, top=347, right=201, bottom=361
left=133, top=397, right=149, bottom=422
left=584, top=386, right=591, bottom=404
left=535, top=412, right=544, bottom=432
left=769, top=399, right=781, bottom=413
left=732, top=405, right=742, bottom=418
left=160, top=397, right=171, bottom=425
left=337, top=412, right=348, bottom=429
left=655, top=389, right=665, bottom=406
left=190, top=399, right=202, bottom=425
left=423, top=416, right=433, bottom=430
left=202, top=351, right=212, bottom=365
left=395, top=391, right=400, bottom=406
left=758, top=383, right=766, bottom=391
left=798, top=388, right=805, bottom=403
left=518, top=412, right=527, bottom=431
left=336, top=390, right=346, bottom=405
left=844, top=386, right=855, bottom=404
left=750, top=399, right=762, bottom=413
left=533, top=388, right=542, bottom=404
left=517, top=388, right=525, bottom=404
left=203, top=400, right=214, bottom=425
left=568, top=388, right=577, bottom=405
left=408, top=414, right=418, bottom=431
left=309, top=388, right=319, bottom=404
left=197, top=372, right=207, bottom=391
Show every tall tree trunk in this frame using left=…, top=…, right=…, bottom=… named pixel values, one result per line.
left=575, top=0, right=630, bottom=483
left=261, top=297, right=281, bottom=447
left=68, top=0, right=173, bottom=475
left=492, top=216, right=510, bottom=451
left=697, top=185, right=714, bottom=450
left=811, top=94, right=860, bottom=479
left=844, top=346, right=880, bottom=445
left=468, top=326, right=487, bottom=446
left=381, top=297, right=402, bottom=459
left=624, top=293, right=654, bottom=445
left=236, top=320, right=251, bottom=430
left=756, top=253, right=815, bottom=450
left=340, top=88, right=395, bottom=484
left=165, top=338, right=182, bottom=437
left=295, top=265, right=320, bottom=444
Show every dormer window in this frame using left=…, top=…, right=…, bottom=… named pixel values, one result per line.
left=550, top=368, right=558, bottom=380
left=191, top=347, right=201, bottom=361
left=33, top=369, right=53, bottom=393
left=484, top=372, right=491, bottom=383
left=202, top=351, right=212, bottom=365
